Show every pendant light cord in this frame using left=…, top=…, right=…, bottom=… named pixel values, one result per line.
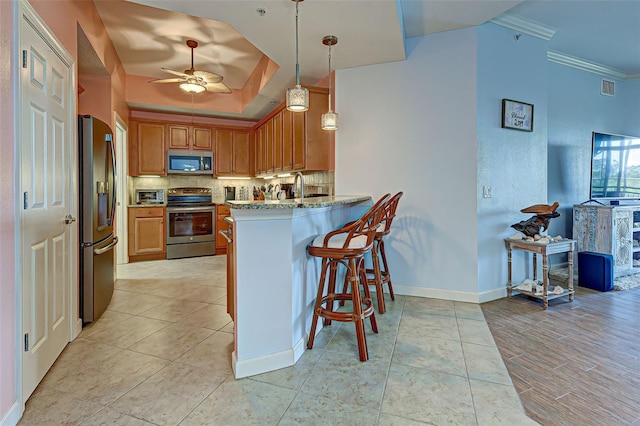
left=295, top=0, right=301, bottom=86
left=328, top=41, right=332, bottom=113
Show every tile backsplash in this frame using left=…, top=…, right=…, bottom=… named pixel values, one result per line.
left=129, top=172, right=335, bottom=204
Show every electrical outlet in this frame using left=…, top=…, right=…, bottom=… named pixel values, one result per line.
left=483, top=186, right=492, bottom=198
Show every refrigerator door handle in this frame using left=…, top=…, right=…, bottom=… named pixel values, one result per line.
left=106, top=134, right=117, bottom=227
left=94, top=236, right=118, bottom=255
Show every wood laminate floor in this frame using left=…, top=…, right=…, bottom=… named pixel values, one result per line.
left=482, top=284, right=640, bottom=426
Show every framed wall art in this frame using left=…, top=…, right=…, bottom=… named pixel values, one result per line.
left=501, top=99, right=533, bottom=132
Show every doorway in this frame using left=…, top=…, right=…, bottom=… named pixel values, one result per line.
left=115, top=113, right=128, bottom=266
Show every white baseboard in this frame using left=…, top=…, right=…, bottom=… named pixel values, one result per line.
left=388, top=283, right=508, bottom=304
left=478, top=286, right=508, bottom=303
left=391, top=284, right=482, bottom=303
left=0, top=401, right=21, bottom=426
left=232, top=336, right=306, bottom=379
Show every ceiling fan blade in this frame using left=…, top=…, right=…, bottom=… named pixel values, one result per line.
left=205, top=82, right=232, bottom=94
left=161, top=67, right=190, bottom=78
left=149, top=77, right=186, bottom=84
left=193, top=70, right=223, bottom=83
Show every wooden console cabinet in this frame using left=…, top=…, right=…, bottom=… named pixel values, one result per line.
left=573, top=204, right=640, bottom=277
left=128, top=206, right=166, bottom=262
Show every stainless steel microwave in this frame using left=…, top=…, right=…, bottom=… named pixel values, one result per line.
left=166, top=150, right=213, bottom=175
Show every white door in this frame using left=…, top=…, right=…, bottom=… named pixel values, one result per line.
left=115, top=115, right=128, bottom=265
left=20, top=6, right=74, bottom=401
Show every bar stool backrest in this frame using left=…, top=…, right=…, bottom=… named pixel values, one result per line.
left=378, top=191, right=403, bottom=235
left=355, top=193, right=390, bottom=247
left=316, top=193, right=390, bottom=251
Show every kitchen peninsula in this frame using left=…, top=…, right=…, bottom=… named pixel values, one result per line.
left=226, top=195, right=372, bottom=378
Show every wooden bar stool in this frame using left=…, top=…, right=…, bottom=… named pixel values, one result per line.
left=366, top=191, right=403, bottom=314
left=306, top=195, right=389, bottom=361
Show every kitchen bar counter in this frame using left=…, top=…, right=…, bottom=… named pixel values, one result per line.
left=226, top=195, right=370, bottom=210
left=229, top=195, right=372, bottom=378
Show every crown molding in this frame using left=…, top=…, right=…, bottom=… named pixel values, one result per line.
left=491, top=14, right=638, bottom=81
left=547, top=51, right=632, bottom=81
left=490, top=14, right=556, bottom=41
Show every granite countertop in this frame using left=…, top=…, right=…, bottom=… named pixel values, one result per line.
left=128, top=203, right=166, bottom=208
left=225, top=195, right=371, bottom=210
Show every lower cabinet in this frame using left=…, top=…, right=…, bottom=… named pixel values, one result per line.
left=128, top=207, right=166, bottom=262
left=215, top=204, right=230, bottom=255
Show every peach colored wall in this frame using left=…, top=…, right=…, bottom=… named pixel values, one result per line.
left=0, top=1, right=130, bottom=421
left=78, top=74, right=111, bottom=125
left=29, top=0, right=130, bottom=129
left=0, top=0, right=17, bottom=420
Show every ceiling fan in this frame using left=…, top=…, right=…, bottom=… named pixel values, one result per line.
left=149, top=39, right=231, bottom=94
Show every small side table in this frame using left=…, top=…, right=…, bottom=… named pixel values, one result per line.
left=504, top=238, right=576, bottom=309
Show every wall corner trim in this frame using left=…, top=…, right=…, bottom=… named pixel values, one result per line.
left=0, top=401, right=21, bottom=426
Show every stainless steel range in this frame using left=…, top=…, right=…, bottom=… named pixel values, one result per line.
left=166, top=187, right=216, bottom=259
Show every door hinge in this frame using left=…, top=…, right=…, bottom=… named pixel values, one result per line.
left=23, top=192, right=28, bottom=209
left=22, top=50, right=27, bottom=68
left=24, top=333, right=29, bottom=352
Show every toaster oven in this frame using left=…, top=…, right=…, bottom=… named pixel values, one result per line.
left=135, top=189, right=165, bottom=204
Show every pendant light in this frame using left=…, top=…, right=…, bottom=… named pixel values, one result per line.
left=286, top=0, right=309, bottom=112
left=321, top=35, right=338, bottom=131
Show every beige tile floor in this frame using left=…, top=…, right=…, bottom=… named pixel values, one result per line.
left=19, top=256, right=536, bottom=425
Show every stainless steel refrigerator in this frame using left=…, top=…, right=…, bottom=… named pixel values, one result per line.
left=78, top=115, right=118, bottom=323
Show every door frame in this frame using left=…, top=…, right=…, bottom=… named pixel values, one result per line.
left=16, top=0, right=80, bottom=409
left=114, top=112, right=128, bottom=266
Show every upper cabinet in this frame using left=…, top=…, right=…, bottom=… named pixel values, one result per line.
left=129, top=120, right=165, bottom=176
left=128, top=86, right=332, bottom=178
left=254, top=86, right=333, bottom=175
left=215, top=129, right=251, bottom=177
left=167, top=124, right=213, bottom=151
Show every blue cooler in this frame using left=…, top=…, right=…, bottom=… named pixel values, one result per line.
left=577, top=251, right=614, bottom=292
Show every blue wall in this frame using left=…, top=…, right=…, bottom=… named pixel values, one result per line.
left=547, top=63, right=640, bottom=241
left=476, top=23, right=550, bottom=294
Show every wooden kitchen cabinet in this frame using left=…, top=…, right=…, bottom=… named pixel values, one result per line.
left=215, top=204, right=230, bottom=255
left=129, top=121, right=165, bottom=176
left=128, top=207, right=166, bottom=262
left=215, top=129, right=251, bottom=177
left=167, top=124, right=213, bottom=151
left=273, top=111, right=283, bottom=171
left=253, top=86, right=332, bottom=175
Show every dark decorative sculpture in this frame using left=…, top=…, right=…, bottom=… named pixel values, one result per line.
left=511, top=202, right=561, bottom=237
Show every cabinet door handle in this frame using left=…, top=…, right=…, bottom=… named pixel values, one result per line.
left=218, top=229, right=233, bottom=243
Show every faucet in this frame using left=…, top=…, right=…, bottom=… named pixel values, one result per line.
left=293, top=172, right=304, bottom=204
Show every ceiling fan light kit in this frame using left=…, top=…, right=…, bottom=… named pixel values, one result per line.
left=179, top=81, right=206, bottom=94
left=286, top=0, right=309, bottom=112
left=321, top=35, right=338, bottom=131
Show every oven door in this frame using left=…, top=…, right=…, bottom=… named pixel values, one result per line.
left=166, top=206, right=215, bottom=244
